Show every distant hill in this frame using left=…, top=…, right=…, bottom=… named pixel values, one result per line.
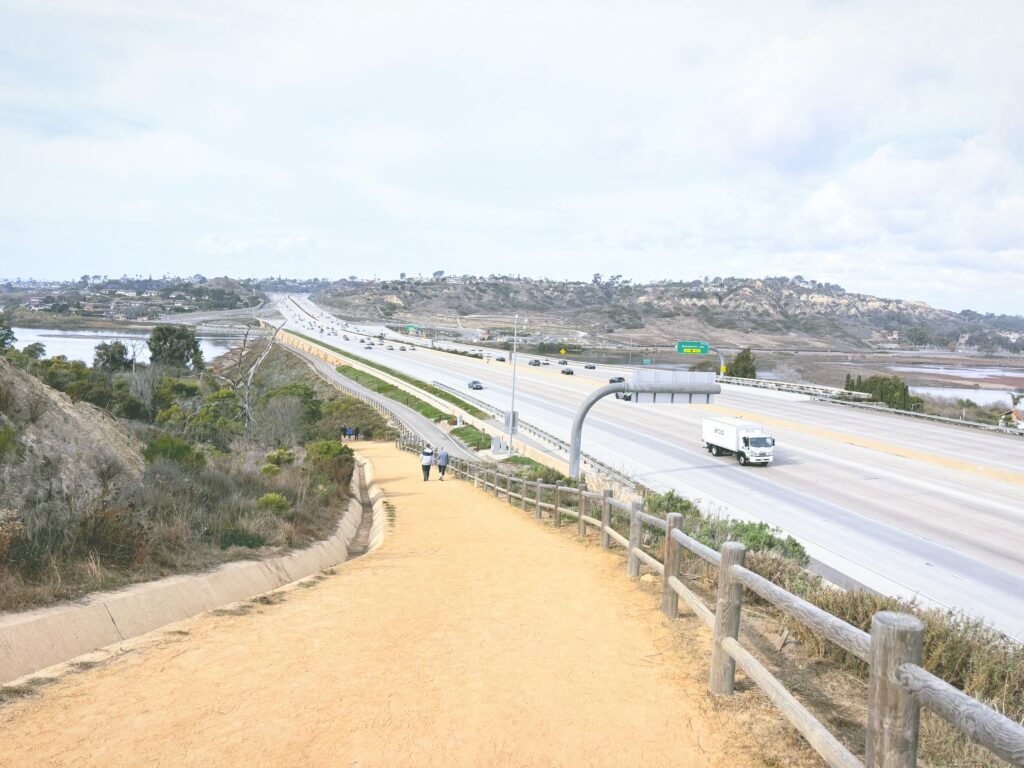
left=314, top=275, right=1023, bottom=352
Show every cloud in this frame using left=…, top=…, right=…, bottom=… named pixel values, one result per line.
left=0, top=1, right=1022, bottom=313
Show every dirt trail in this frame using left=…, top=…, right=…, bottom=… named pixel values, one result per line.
left=0, top=443, right=798, bottom=767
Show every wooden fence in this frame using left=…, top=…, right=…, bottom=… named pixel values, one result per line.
left=395, top=438, right=1024, bottom=768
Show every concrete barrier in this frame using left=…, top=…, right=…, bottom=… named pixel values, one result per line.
left=0, top=456, right=376, bottom=685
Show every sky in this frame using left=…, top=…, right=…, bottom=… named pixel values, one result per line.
left=1, top=1, right=1023, bottom=315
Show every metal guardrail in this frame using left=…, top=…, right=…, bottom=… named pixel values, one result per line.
left=815, top=397, right=1024, bottom=437
left=430, top=380, right=638, bottom=488
left=718, top=375, right=873, bottom=400
left=412, top=446, right=1024, bottom=768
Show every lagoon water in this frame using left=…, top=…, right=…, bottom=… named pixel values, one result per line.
left=10, top=327, right=233, bottom=365
left=909, top=386, right=1017, bottom=407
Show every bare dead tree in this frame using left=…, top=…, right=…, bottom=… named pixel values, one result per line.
left=211, top=321, right=286, bottom=441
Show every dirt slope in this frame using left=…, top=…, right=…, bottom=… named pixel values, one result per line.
left=0, top=442, right=816, bottom=768
left=0, top=358, right=144, bottom=514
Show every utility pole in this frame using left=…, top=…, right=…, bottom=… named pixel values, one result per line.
left=506, top=314, right=525, bottom=453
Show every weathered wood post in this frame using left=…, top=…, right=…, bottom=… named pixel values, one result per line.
left=506, top=473, right=512, bottom=504
left=494, top=469, right=500, bottom=499
left=600, top=490, right=612, bottom=550
left=553, top=482, right=562, bottom=528
left=661, top=513, right=683, bottom=618
left=535, top=480, right=542, bottom=519
left=710, top=541, right=746, bottom=695
left=626, top=500, right=643, bottom=577
left=577, top=482, right=587, bottom=537
left=866, top=612, right=924, bottom=768
left=473, top=463, right=479, bottom=489
left=522, top=477, right=529, bottom=511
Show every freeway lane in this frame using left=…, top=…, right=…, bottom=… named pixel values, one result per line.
left=274, top=295, right=1024, bottom=637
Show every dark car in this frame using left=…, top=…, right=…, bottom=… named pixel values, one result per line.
left=468, top=380, right=484, bottom=390
left=609, top=376, right=631, bottom=400
left=558, top=360, right=568, bottom=366
left=399, top=346, right=406, bottom=351
left=528, top=359, right=541, bottom=366
left=495, top=356, right=506, bottom=362
left=584, top=363, right=596, bottom=369
left=560, top=368, right=574, bottom=375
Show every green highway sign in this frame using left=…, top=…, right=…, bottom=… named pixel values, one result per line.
left=406, top=324, right=417, bottom=331
left=642, top=359, right=652, bottom=365
left=676, top=340, right=709, bottom=355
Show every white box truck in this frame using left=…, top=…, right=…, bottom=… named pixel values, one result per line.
left=701, top=416, right=775, bottom=466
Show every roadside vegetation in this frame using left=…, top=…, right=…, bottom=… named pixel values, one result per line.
left=845, top=371, right=1017, bottom=426
left=0, top=323, right=388, bottom=611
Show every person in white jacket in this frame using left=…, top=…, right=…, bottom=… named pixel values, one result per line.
left=420, top=446, right=434, bottom=481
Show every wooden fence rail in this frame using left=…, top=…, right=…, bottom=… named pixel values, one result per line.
left=397, top=440, right=1024, bottom=768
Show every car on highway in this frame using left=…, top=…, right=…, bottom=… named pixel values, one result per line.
left=560, top=368, right=574, bottom=375
left=343, top=335, right=349, bottom=340
left=584, top=363, right=596, bottom=369
left=468, top=380, right=484, bottom=390
left=387, top=345, right=395, bottom=350
left=495, top=356, right=506, bottom=362
left=609, top=376, right=632, bottom=401
left=541, top=360, right=550, bottom=365
left=528, top=359, right=541, bottom=366
left=399, top=346, right=406, bottom=351
left=558, top=360, right=568, bottom=366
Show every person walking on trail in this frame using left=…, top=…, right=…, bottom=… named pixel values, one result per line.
left=437, top=447, right=449, bottom=481
left=420, top=445, right=434, bottom=481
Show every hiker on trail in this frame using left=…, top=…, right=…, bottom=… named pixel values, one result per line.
left=436, top=447, right=449, bottom=480
left=341, top=424, right=349, bottom=440
left=353, top=426, right=360, bottom=440
left=420, top=445, right=434, bottom=481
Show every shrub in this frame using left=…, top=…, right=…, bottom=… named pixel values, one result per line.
left=219, top=527, right=267, bottom=549
left=144, top=434, right=205, bottom=469
left=0, top=425, right=16, bottom=461
left=257, top=493, right=290, bottom=515
left=259, top=463, right=281, bottom=476
left=305, top=439, right=352, bottom=463
left=265, top=448, right=295, bottom=466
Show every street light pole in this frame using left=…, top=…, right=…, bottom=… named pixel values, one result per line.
left=507, top=314, right=524, bottom=453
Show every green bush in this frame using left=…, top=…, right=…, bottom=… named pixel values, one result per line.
left=0, top=425, right=16, bottom=461
left=256, top=493, right=290, bottom=515
left=305, top=439, right=353, bottom=463
left=259, top=463, right=281, bottom=476
left=336, top=367, right=448, bottom=422
left=265, top=448, right=295, bottom=466
left=219, top=528, right=267, bottom=549
left=143, top=434, right=205, bottom=469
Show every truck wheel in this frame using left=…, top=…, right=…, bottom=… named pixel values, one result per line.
left=712, top=446, right=719, bottom=456
left=738, top=453, right=746, bottom=465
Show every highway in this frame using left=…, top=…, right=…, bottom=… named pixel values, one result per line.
left=271, top=294, right=1024, bottom=638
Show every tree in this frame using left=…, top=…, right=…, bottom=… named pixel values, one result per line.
left=728, top=348, right=757, bottom=379
left=399, top=272, right=406, bottom=280
left=432, top=270, right=444, bottom=280
left=22, top=342, right=45, bottom=359
left=94, top=341, right=131, bottom=371
left=148, top=325, right=203, bottom=370
left=0, top=322, right=14, bottom=352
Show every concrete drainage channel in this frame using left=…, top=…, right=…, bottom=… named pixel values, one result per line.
left=0, top=454, right=388, bottom=686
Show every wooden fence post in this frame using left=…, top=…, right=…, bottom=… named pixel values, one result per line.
left=626, top=500, right=643, bottom=577
left=473, top=464, right=479, bottom=489
left=553, top=483, right=562, bottom=528
left=494, top=470, right=500, bottom=499
left=600, top=490, right=611, bottom=550
left=506, top=473, right=512, bottom=504
left=710, top=541, right=746, bottom=695
left=577, top=482, right=587, bottom=537
left=661, top=513, right=683, bottom=618
left=521, top=477, right=529, bottom=511
left=866, top=612, right=924, bottom=768
left=535, top=480, right=542, bottom=519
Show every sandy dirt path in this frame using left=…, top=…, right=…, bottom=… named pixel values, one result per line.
left=0, top=443, right=795, bottom=767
